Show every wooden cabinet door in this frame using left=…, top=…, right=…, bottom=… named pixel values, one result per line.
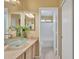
left=16, top=53, right=24, bottom=59
left=26, top=47, right=33, bottom=59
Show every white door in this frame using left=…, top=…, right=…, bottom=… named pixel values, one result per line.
left=39, top=8, right=58, bottom=58
left=62, top=0, right=73, bottom=59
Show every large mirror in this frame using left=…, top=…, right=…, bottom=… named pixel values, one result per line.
left=11, top=14, right=21, bottom=27
left=11, top=13, right=35, bottom=31
left=10, top=14, right=21, bottom=37
left=10, top=13, right=35, bottom=37
left=25, top=13, right=35, bottom=31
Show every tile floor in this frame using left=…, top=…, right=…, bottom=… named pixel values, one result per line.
left=40, top=47, right=56, bottom=59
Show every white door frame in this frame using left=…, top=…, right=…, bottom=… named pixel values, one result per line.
left=39, top=7, right=59, bottom=58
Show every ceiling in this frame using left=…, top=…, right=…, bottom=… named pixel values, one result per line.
left=4, top=0, right=61, bottom=12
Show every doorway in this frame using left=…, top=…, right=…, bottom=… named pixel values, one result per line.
left=39, top=8, right=58, bottom=59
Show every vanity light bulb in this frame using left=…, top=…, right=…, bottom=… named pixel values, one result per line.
left=26, top=13, right=34, bottom=18
left=26, top=13, right=30, bottom=18
left=5, top=0, right=9, bottom=2
left=29, top=13, right=34, bottom=18
left=12, top=0, right=16, bottom=2
left=5, top=0, right=19, bottom=2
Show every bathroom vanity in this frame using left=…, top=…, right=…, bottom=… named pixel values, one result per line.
left=4, top=38, right=39, bottom=59
left=4, top=11, right=38, bottom=59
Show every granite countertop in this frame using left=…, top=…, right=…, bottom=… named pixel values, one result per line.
left=4, top=38, right=38, bottom=59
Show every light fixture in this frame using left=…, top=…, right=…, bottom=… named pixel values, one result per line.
left=26, top=13, right=30, bottom=18
left=26, top=13, right=34, bottom=18
left=5, top=0, right=9, bottom=2
left=29, top=13, right=34, bottom=18
left=5, top=0, right=20, bottom=4
left=12, top=0, right=16, bottom=1
left=5, top=0, right=16, bottom=2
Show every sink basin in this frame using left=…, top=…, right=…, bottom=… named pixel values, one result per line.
left=5, top=38, right=29, bottom=48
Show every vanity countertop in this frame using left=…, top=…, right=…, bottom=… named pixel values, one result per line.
left=4, top=38, right=38, bottom=59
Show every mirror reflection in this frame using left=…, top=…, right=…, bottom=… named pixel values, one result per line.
left=7, top=12, right=36, bottom=38
left=25, top=13, right=35, bottom=30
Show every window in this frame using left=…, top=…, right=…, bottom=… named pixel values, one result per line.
left=41, top=16, right=53, bottom=22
